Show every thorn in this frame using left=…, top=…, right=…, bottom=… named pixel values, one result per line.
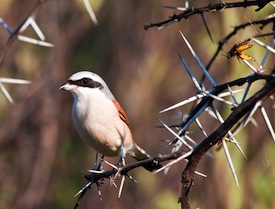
left=242, top=59, right=260, bottom=73
left=162, top=5, right=188, bottom=11
left=260, top=106, right=275, bottom=142
left=74, top=181, right=92, bottom=197
left=103, top=159, right=118, bottom=170
left=222, top=140, right=239, bottom=188
left=87, top=169, right=104, bottom=174
left=0, top=18, right=14, bottom=34
left=157, top=118, right=193, bottom=150
left=118, top=175, right=125, bottom=200
left=126, top=174, right=138, bottom=184
left=153, top=150, right=193, bottom=174
left=17, top=35, right=54, bottom=47
left=83, top=0, right=98, bottom=25
left=179, top=30, right=217, bottom=87
left=0, top=81, right=14, bottom=104
left=200, top=12, right=214, bottom=43
left=194, top=171, right=207, bottom=178
left=96, top=183, right=103, bottom=201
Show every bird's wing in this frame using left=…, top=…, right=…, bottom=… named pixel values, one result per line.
left=113, top=99, right=131, bottom=128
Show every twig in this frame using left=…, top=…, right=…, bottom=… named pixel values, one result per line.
left=0, top=0, right=50, bottom=67
left=144, top=0, right=273, bottom=30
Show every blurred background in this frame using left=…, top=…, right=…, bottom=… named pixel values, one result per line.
left=0, top=0, right=274, bottom=209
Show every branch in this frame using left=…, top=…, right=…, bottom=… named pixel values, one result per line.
left=144, top=0, right=273, bottom=30
left=84, top=151, right=183, bottom=181
left=180, top=76, right=275, bottom=209
left=175, top=73, right=274, bottom=138
left=74, top=151, right=185, bottom=208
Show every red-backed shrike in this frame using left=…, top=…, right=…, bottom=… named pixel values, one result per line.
left=60, top=71, right=161, bottom=171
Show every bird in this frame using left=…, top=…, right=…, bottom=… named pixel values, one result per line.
left=59, top=71, right=161, bottom=172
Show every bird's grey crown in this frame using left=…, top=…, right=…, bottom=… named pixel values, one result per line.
left=67, top=71, right=115, bottom=99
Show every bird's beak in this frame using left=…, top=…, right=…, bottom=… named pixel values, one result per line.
left=59, top=82, right=77, bottom=91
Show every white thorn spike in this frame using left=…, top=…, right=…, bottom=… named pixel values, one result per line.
left=30, top=17, right=45, bottom=41
left=158, top=118, right=193, bottom=150
left=162, top=5, right=188, bottom=11
left=195, top=118, right=208, bottom=137
left=222, top=140, right=239, bottom=188
left=242, top=59, right=259, bottom=73
left=178, top=53, right=202, bottom=91
left=19, top=17, right=32, bottom=33
left=0, top=82, right=14, bottom=104
left=194, top=171, right=207, bottom=178
left=118, top=175, right=125, bottom=199
left=205, top=91, right=238, bottom=107
left=0, top=78, right=31, bottom=84
left=83, top=0, right=98, bottom=25
left=211, top=105, right=246, bottom=158
left=74, top=181, right=92, bottom=197
left=260, top=107, right=275, bottom=142
left=87, top=169, right=104, bottom=173
left=160, top=89, right=243, bottom=113
left=153, top=150, right=193, bottom=174
left=17, top=35, right=54, bottom=47
left=251, top=37, right=275, bottom=54
left=179, top=30, right=217, bottom=87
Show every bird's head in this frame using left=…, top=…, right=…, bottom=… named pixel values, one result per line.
left=59, top=71, right=114, bottom=100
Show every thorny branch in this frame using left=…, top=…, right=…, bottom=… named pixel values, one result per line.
left=181, top=75, right=275, bottom=208
left=85, top=151, right=184, bottom=182
left=0, top=0, right=53, bottom=104
left=0, top=0, right=98, bottom=104
left=73, top=151, right=184, bottom=209
left=0, top=0, right=50, bottom=67
left=144, top=0, right=273, bottom=30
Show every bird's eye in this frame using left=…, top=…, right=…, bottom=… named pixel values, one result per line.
left=73, top=77, right=103, bottom=89
left=82, top=78, right=90, bottom=85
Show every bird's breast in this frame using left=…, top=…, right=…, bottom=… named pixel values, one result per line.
left=71, top=94, right=133, bottom=156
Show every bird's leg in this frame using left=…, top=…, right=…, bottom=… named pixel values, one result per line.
left=96, top=155, right=105, bottom=185
left=117, top=146, right=126, bottom=199
left=89, top=153, right=104, bottom=173
left=112, top=146, right=126, bottom=181
left=118, top=146, right=126, bottom=167
left=97, top=155, right=104, bottom=171
left=95, top=155, right=104, bottom=201
left=86, top=154, right=105, bottom=186
left=93, top=152, right=99, bottom=170
left=109, top=146, right=136, bottom=199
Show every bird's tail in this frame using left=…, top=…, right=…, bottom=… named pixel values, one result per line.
left=128, top=144, right=162, bottom=172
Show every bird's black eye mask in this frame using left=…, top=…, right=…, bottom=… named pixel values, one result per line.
left=68, top=77, right=103, bottom=89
